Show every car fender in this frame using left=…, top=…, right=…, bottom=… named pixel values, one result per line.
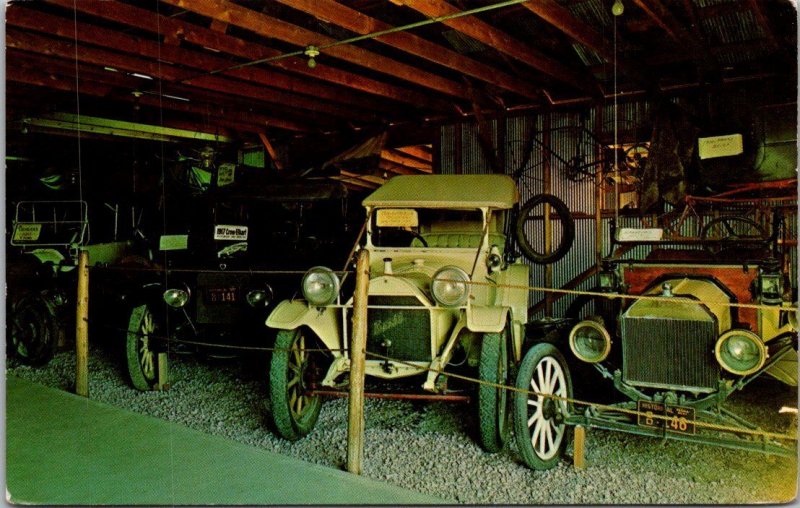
left=467, top=305, right=510, bottom=333
left=492, top=262, right=529, bottom=326
left=266, top=300, right=341, bottom=351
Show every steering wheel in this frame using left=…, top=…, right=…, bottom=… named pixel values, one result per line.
left=406, top=229, right=428, bottom=247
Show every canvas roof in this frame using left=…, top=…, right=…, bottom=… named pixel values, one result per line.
left=362, top=174, right=518, bottom=209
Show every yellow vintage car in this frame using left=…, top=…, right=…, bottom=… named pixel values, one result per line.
left=265, top=174, right=529, bottom=452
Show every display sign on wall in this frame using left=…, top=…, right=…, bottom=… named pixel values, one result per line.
left=697, top=134, right=744, bottom=159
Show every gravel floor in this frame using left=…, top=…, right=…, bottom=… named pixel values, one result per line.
left=7, top=345, right=798, bottom=505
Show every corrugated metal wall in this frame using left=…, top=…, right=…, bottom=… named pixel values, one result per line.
left=438, top=101, right=798, bottom=319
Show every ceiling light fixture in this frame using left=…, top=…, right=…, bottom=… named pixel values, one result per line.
left=304, top=45, right=320, bottom=68
left=612, top=0, right=624, bottom=16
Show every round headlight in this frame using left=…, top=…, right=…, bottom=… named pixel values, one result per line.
left=715, top=329, right=767, bottom=376
left=431, top=266, right=470, bottom=307
left=163, top=287, right=190, bottom=308
left=302, top=267, right=340, bottom=306
left=246, top=285, right=273, bottom=308
left=568, top=319, right=611, bottom=363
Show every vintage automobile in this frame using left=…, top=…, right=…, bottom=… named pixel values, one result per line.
left=265, top=174, right=530, bottom=452
left=512, top=218, right=798, bottom=470
left=8, top=199, right=135, bottom=365
left=125, top=172, right=356, bottom=391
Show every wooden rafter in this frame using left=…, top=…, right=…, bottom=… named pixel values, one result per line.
left=395, top=145, right=432, bottom=162
left=160, top=0, right=473, bottom=101
left=396, top=0, right=597, bottom=96
left=6, top=63, right=309, bottom=133
left=44, top=0, right=447, bottom=112
left=258, top=132, right=285, bottom=171
left=10, top=6, right=386, bottom=120
left=518, top=0, right=651, bottom=88
left=630, top=0, right=717, bottom=81
left=746, top=0, right=779, bottom=51
left=274, top=0, right=539, bottom=100
left=5, top=26, right=365, bottom=124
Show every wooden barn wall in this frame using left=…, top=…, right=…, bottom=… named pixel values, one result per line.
left=437, top=99, right=797, bottom=319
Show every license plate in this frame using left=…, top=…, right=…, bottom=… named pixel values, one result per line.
left=637, top=401, right=696, bottom=435
left=207, top=287, right=238, bottom=303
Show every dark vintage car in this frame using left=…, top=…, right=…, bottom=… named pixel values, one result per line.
left=513, top=217, right=797, bottom=469
left=7, top=161, right=139, bottom=366
left=123, top=163, right=357, bottom=390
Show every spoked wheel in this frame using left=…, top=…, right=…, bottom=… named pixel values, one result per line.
left=514, top=194, right=575, bottom=264
left=126, top=304, right=161, bottom=391
left=9, top=294, right=58, bottom=366
left=700, top=216, right=768, bottom=256
left=477, top=329, right=511, bottom=453
left=269, top=328, right=323, bottom=441
left=514, top=343, right=573, bottom=470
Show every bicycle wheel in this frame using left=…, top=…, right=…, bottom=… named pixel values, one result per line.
left=700, top=216, right=768, bottom=256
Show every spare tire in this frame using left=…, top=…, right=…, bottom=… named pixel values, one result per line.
left=515, top=194, right=575, bottom=264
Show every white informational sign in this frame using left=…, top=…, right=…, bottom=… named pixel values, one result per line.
left=214, top=224, right=249, bottom=241
left=159, top=234, right=189, bottom=251
left=216, top=163, right=236, bottom=187
left=697, top=134, right=743, bottom=160
left=376, top=208, right=419, bottom=228
left=617, top=228, right=664, bottom=241
left=12, top=223, right=42, bottom=242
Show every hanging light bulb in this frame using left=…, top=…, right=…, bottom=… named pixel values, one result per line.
left=612, top=0, right=624, bottom=16
left=304, top=45, right=320, bottom=69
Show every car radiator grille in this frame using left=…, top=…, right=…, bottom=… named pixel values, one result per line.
left=620, top=317, right=719, bottom=392
left=366, top=296, right=431, bottom=362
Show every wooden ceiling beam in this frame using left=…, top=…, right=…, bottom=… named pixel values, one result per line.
left=395, top=145, right=432, bottom=162
left=378, top=160, right=422, bottom=176
left=630, top=0, right=717, bottom=80
left=396, top=0, right=596, bottom=95
left=6, top=63, right=310, bottom=133
left=380, top=148, right=431, bottom=170
left=160, top=0, right=472, bottom=101
left=5, top=27, right=366, bottom=123
left=7, top=49, right=328, bottom=133
left=11, top=6, right=387, bottom=119
left=7, top=71, right=242, bottom=140
left=518, top=0, right=651, bottom=87
left=274, top=0, right=539, bottom=100
left=45, top=0, right=449, bottom=112
left=746, top=0, right=779, bottom=51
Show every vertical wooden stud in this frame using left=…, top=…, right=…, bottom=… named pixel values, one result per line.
left=347, top=249, right=370, bottom=475
left=157, top=352, right=169, bottom=391
left=574, top=424, right=586, bottom=469
left=543, top=113, right=553, bottom=317
left=75, top=250, right=90, bottom=397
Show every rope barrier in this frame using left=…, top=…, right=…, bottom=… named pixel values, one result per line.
left=103, top=319, right=797, bottom=445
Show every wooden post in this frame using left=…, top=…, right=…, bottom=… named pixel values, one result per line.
left=157, top=352, right=169, bottom=391
left=574, top=424, right=586, bottom=469
left=347, top=249, right=370, bottom=475
left=75, top=250, right=90, bottom=397
left=543, top=113, right=553, bottom=317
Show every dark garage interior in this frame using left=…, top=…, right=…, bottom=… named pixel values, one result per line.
left=5, top=0, right=798, bottom=504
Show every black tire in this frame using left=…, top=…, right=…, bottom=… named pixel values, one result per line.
left=515, top=194, right=575, bottom=264
left=513, top=343, right=573, bottom=470
left=269, top=328, right=323, bottom=441
left=477, top=330, right=510, bottom=453
left=9, top=294, right=58, bottom=365
left=126, top=304, right=161, bottom=391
